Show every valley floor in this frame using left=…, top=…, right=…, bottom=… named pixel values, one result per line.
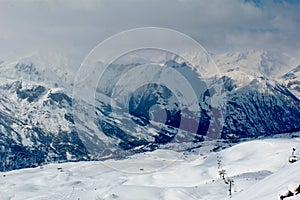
left=1, top=137, right=300, bottom=200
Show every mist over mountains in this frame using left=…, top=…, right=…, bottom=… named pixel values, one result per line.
left=0, top=50, right=299, bottom=171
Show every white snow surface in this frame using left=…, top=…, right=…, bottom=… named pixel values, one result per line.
left=0, top=137, right=299, bottom=200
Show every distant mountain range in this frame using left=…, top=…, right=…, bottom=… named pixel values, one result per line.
left=0, top=50, right=299, bottom=171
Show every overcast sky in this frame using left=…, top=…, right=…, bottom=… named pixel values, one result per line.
left=0, top=0, right=299, bottom=66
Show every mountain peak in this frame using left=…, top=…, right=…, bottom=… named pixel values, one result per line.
left=213, top=50, right=300, bottom=78
left=0, top=52, right=74, bottom=89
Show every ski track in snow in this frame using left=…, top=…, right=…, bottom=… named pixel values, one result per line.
left=0, top=138, right=299, bottom=200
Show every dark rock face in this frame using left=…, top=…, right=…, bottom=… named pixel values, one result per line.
left=17, top=84, right=46, bottom=103
left=221, top=78, right=300, bottom=139
left=0, top=110, right=89, bottom=171
left=0, top=81, right=90, bottom=171
left=48, top=92, right=72, bottom=106
left=124, top=75, right=300, bottom=141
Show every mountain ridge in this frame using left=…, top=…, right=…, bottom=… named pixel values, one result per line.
left=0, top=50, right=299, bottom=171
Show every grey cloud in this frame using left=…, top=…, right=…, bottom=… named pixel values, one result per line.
left=0, top=0, right=299, bottom=66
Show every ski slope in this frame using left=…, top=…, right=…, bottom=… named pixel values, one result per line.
left=0, top=137, right=299, bottom=200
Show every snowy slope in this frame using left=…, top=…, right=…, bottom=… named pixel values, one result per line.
left=232, top=161, right=300, bottom=200
left=0, top=136, right=299, bottom=200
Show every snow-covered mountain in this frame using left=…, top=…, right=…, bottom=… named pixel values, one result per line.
left=0, top=50, right=299, bottom=172
left=213, top=50, right=300, bottom=78
left=280, top=65, right=300, bottom=99
left=0, top=52, right=75, bottom=89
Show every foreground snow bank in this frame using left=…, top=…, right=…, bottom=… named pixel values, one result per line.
left=0, top=138, right=299, bottom=200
